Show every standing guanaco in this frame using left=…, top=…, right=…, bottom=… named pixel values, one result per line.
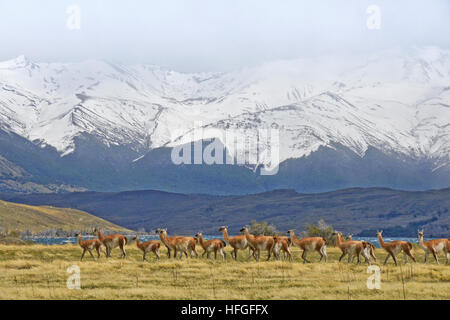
left=417, top=230, right=448, bottom=264
left=333, top=231, right=369, bottom=264
left=240, top=226, right=274, bottom=261
left=218, top=226, right=256, bottom=260
left=446, top=239, right=450, bottom=264
left=195, top=232, right=227, bottom=260
left=95, top=227, right=128, bottom=259
left=76, top=233, right=105, bottom=261
left=157, top=228, right=181, bottom=258
left=157, top=229, right=197, bottom=259
left=376, top=231, right=415, bottom=265
left=287, top=230, right=327, bottom=263
left=175, top=235, right=198, bottom=259
left=135, top=236, right=161, bottom=261
left=272, top=236, right=292, bottom=261
left=348, top=235, right=377, bottom=263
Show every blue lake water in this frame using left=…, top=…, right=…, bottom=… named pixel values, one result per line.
left=28, top=235, right=421, bottom=248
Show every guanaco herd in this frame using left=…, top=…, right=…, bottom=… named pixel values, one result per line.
left=76, top=227, right=450, bottom=265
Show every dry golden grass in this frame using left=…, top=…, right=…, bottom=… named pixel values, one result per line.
left=0, top=244, right=448, bottom=300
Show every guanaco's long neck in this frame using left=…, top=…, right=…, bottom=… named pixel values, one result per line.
left=377, top=234, right=386, bottom=248
left=78, top=235, right=83, bottom=246
left=198, top=235, right=206, bottom=248
left=222, top=229, right=231, bottom=243
left=136, top=237, right=141, bottom=248
left=161, top=232, right=171, bottom=247
left=97, top=229, right=104, bottom=242
left=244, top=230, right=255, bottom=245
left=418, top=235, right=426, bottom=248
left=336, top=233, right=344, bottom=247
left=288, top=232, right=294, bottom=242
left=290, top=232, right=301, bottom=245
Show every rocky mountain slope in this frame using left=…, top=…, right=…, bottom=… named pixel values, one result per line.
left=0, top=46, right=449, bottom=193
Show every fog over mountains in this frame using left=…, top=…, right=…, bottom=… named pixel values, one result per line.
left=0, top=46, right=449, bottom=194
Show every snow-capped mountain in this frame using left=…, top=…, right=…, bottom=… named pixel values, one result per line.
left=0, top=46, right=449, bottom=194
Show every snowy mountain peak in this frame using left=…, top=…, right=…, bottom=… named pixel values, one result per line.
left=0, top=47, right=449, bottom=170
left=0, top=55, right=32, bottom=69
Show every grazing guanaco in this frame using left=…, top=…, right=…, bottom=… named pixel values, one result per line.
left=218, top=226, right=256, bottom=260
left=76, top=233, right=105, bottom=261
left=376, top=231, right=415, bottom=265
left=95, top=227, right=128, bottom=259
left=287, top=230, right=327, bottom=263
left=272, top=236, right=292, bottom=261
left=417, top=230, right=448, bottom=264
left=195, top=232, right=227, bottom=260
left=347, top=235, right=377, bottom=263
left=333, top=231, right=369, bottom=264
left=240, top=226, right=274, bottom=261
left=157, top=229, right=197, bottom=259
left=135, top=236, right=161, bottom=261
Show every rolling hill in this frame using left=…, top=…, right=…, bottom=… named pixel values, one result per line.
left=0, top=199, right=130, bottom=234
left=2, top=187, right=449, bottom=237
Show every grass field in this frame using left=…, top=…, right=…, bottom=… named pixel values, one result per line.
left=0, top=244, right=448, bottom=300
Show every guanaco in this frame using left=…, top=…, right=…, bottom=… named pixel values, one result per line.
left=376, top=231, right=415, bottom=265
left=158, top=229, right=197, bottom=259
left=157, top=228, right=182, bottom=258
left=218, top=226, right=256, bottom=260
left=272, top=236, right=292, bottom=261
left=175, top=235, right=198, bottom=259
left=76, top=233, right=105, bottom=261
left=195, top=232, right=227, bottom=260
left=333, top=231, right=369, bottom=264
left=95, top=227, right=128, bottom=259
left=240, top=226, right=274, bottom=261
left=417, top=230, right=448, bottom=264
left=135, top=236, right=161, bottom=261
left=347, top=235, right=377, bottom=263
left=446, top=239, right=450, bottom=264
left=287, top=230, right=327, bottom=263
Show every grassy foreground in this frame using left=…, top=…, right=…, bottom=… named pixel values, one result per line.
left=0, top=244, right=448, bottom=300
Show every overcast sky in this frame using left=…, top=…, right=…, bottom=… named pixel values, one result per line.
left=0, top=0, right=449, bottom=72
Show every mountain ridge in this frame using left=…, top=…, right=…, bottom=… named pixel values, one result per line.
left=0, top=46, right=449, bottom=193
left=1, top=186, right=448, bottom=237
left=1, top=46, right=449, bottom=162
